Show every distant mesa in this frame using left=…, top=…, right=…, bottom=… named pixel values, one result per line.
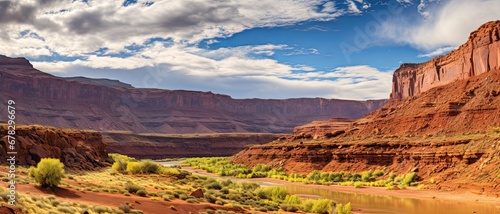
left=65, top=76, right=134, bottom=88
left=0, top=56, right=387, bottom=134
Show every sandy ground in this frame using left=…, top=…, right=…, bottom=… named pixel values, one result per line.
left=7, top=182, right=241, bottom=214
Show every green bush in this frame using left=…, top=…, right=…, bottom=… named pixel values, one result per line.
left=137, top=160, right=161, bottom=174
left=256, top=186, right=288, bottom=201
left=57, top=206, right=76, bottom=214
left=93, top=205, right=112, bottom=213
left=311, top=198, right=335, bottom=213
left=110, top=153, right=136, bottom=173
left=186, top=198, right=198, bottom=203
left=281, top=204, right=299, bottom=212
left=124, top=181, right=144, bottom=194
left=162, top=194, right=174, bottom=201
left=118, top=204, right=132, bottom=213
left=28, top=158, right=65, bottom=188
left=284, top=195, right=302, bottom=205
left=136, top=190, right=147, bottom=197
left=179, top=193, right=188, bottom=200
left=336, top=203, right=352, bottom=214
left=402, top=172, right=417, bottom=185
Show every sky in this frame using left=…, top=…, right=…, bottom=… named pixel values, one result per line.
left=1, top=0, right=499, bottom=100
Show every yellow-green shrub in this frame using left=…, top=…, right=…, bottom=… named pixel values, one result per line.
left=28, top=158, right=65, bottom=188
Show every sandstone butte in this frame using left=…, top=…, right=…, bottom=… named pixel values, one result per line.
left=232, top=20, right=500, bottom=195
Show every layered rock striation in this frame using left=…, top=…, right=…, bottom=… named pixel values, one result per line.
left=104, top=132, right=280, bottom=159
left=0, top=124, right=112, bottom=170
left=0, top=56, right=386, bottom=134
left=391, top=20, right=500, bottom=100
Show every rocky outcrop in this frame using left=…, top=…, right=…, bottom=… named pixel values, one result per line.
left=0, top=56, right=387, bottom=134
left=0, top=124, right=112, bottom=170
left=103, top=132, right=280, bottom=159
left=391, top=20, right=500, bottom=100
left=233, top=135, right=500, bottom=194
left=292, top=118, right=353, bottom=139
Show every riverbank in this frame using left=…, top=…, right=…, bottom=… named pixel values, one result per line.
left=181, top=165, right=500, bottom=210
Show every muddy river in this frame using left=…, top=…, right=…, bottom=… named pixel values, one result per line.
left=158, top=161, right=500, bottom=214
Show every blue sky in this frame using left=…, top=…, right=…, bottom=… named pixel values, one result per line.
left=1, top=0, right=499, bottom=100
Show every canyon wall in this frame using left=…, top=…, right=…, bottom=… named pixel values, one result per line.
left=232, top=21, right=500, bottom=194
left=391, top=20, right=500, bottom=100
left=104, top=132, right=280, bottom=159
left=0, top=124, right=112, bottom=170
left=0, top=56, right=386, bottom=134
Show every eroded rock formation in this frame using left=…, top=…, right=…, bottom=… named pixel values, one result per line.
left=0, top=55, right=386, bottom=134
left=0, top=124, right=111, bottom=170
left=391, top=20, right=500, bottom=100
left=104, top=132, right=280, bottom=159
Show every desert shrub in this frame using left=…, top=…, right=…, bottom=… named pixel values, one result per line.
left=402, top=172, right=417, bottom=185
left=205, top=181, right=222, bottom=190
left=110, top=153, right=136, bottom=173
left=389, top=172, right=396, bottom=181
left=336, top=203, right=352, bottom=214
left=28, top=158, right=65, bottom=188
left=136, top=190, right=147, bottom=197
left=215, top=200, right=226, bottom=205
left=93, top=206, right=112, bottom=213
left=361, top=170, right=373, bottom=182
left=373, top=169, right=384, bottom=177
left=137, top=160, right=161, bottom=174
left=417, top=184, right=426, bottom=190
left=124, top=181, right=144, bottom=194
left=311, top=198, right=335, bottom=213
left=119, top=203, right=132, bottom=213
left=160, top=167, right=181, bottom=175
left=179, top=193, right=188, bottom=200
left=284, top=195, right=302, bottom=205
left=50, top=199, right=60, bottom=207
left=186, top=198, right=198, bottom=203
left=353, top=182, right=363, bottom=188
left=220, top=187, right=230, bottom=194
left=130, top=210, right=144, bottom=214
left=57, top=206, right=76, bottom=213
left=256, top=186, right=288, bottom=201
left=252, top=164, right=271, bottom=172
left=35, top=201, right=46, bottom=208
left=205, top=194, right=217, bottom=203
left=163, top=194, right=174, bottom=201
left=429, top=178, right=435, bottom=184
left=126, top=162, right=143, bottom=174
left=281, top=204, right=299, bottom=212
left=398, top=184, right=407, bottom=189
left=385, top=183, right=394, bottom=190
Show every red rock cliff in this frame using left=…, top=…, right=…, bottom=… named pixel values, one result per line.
left=0, top=57, right=386, bottom=134
left=0, top=124, right=112, bottom=170
left=391, top=20, right=500, bottom=100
